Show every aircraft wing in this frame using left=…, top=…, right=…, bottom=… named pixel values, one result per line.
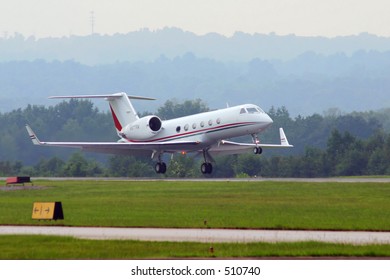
left=26, top=125, right=201, bottom=156
left=208, top=128, right=293, bottom=156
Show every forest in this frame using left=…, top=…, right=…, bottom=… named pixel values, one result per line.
left=1, top=98, right=390, bottom=178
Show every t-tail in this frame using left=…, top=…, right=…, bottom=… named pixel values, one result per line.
left=49, top=92, right=155, bottom=135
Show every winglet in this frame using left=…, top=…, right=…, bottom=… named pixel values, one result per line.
left=25, top=125, right=42, bottom=145
left=279, top=128, right=292, bottom=147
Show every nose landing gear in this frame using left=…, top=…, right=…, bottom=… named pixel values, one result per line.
left=252, top=134, right=262, bottom=155
left=253, top=146, right=262, bottom=155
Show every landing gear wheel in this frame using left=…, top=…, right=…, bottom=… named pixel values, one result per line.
left=201, top=162, right=213, bottom=174
left=155, top=162, right=167, bottom=174
left=253, top=147, right=263, bottom=155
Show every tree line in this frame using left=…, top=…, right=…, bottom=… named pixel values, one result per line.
left=0, top=99, right=389, bottom=178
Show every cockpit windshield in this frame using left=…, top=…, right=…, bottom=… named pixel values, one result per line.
left=240, top=106, right=265, bottom=114
left=247, top=107, right=259, bottom=114
left=257, top=107, right=265, bottom=113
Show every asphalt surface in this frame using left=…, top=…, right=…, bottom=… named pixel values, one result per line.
left=1, top=226, right=390, bottom=244
left=2, top=177, right=390, bottom=183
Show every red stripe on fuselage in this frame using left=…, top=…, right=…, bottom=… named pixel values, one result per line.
left=124, top=122, right=257, bottom=143
left=110, top=105, right=122, bottom=131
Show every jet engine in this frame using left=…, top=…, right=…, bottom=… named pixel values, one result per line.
left=120, top=115, right=162, bottom=140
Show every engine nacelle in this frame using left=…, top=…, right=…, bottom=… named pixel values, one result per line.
left=120, top=115, right=162, bottom=140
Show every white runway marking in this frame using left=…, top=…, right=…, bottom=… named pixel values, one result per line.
left=1, top=226, right=389, bottom=244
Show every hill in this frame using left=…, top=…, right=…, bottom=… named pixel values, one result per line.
left=2, top=29, right=390, bottom=64
left=1, top=51, right=390, bottom=116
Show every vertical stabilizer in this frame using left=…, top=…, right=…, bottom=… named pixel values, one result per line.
left=107, top=92, right=139, bottom=132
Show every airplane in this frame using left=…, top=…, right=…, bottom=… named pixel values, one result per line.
left=26, top=92, right=293, bottom=175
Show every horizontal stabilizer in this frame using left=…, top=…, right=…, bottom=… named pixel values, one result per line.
left=48, top=92, right=155, bottom=100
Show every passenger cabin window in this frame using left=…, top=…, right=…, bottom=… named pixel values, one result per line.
left=208, top=120, right=213, bottom=126
left=176, top=126, right=181, bottom=133
left=200, top=121, right=205, bottom=127
left=184, top=124, right=189, bottom=131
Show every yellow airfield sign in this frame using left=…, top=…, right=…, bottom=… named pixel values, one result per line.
left=32, top=202, right=64, bottom=220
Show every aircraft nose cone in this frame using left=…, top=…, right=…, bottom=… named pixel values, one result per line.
left=265, top=113, right=273, bottom=125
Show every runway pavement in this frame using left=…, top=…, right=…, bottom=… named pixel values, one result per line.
left=1, top=226, right=389, bottom=244
left=3, top=177, right=390, bottom=184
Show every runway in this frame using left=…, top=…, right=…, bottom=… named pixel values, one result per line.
left=3, top=177, right=390, bottom=183
left=1, top=226, right=389, bottom=244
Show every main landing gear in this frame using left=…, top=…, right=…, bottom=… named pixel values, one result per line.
left=201, top=149, right=213, bottom=175
left=153, top=152, right=167, bottom=174
left=154, top=162, right=167, bottom=174
left=201, top=162, right=213, bottom=174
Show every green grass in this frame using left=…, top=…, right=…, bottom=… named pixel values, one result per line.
left=0, top=180, right=390, bottom=230
left=0, top=235, right=389, bottom=259
left=1, top=180, right=389, bottom=259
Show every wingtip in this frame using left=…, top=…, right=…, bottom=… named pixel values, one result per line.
left=279, top=127, right=291, bottom=146
left=25, top=124, right=41, bottom=145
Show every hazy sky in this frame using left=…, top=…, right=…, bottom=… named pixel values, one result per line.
left=1, top=0, right=390, bottom=38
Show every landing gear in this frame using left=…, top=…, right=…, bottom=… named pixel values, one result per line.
left=155, top=162, right=167, bottom=174
left=252, top=134, right=262, bottom=155
left=253, top=146, right=262, bottom=155
left=153, top=152, right=167, bottom=174
left=201, top=162, right=213, bottom=174
left=201, top=149, right=213, bottom=174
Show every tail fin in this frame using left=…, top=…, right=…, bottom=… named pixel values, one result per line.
left=107, top=92, right=139, bottom=132
left=49, top=92, right=155, bottom=133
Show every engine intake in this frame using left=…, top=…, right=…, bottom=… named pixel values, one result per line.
left=121, top=115, right=162, bottom=140
left=149, top=116, right=162, bottom=131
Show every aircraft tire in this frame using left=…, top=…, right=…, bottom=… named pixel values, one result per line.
left=155, top=162, right=167, bottom=174
left=201, top=163, right=213, bottom=174
left=253, top=147, right=263, bottom=155
left=161, top=162, right=167, bottom=174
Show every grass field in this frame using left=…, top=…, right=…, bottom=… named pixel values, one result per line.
left=0, top=179, right=389, bottom=258
left=0, top=180, right=389, bottom=230
left=0, top=235, right=389, bottom=259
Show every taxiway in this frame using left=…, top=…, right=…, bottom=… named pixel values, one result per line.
left=1, top=226, right=389, bottom=244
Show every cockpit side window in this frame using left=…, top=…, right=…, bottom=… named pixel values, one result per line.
left=240, top=108, right=247, bottom=114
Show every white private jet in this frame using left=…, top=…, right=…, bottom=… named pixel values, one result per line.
left=26, top=92, right=293, bottom=174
